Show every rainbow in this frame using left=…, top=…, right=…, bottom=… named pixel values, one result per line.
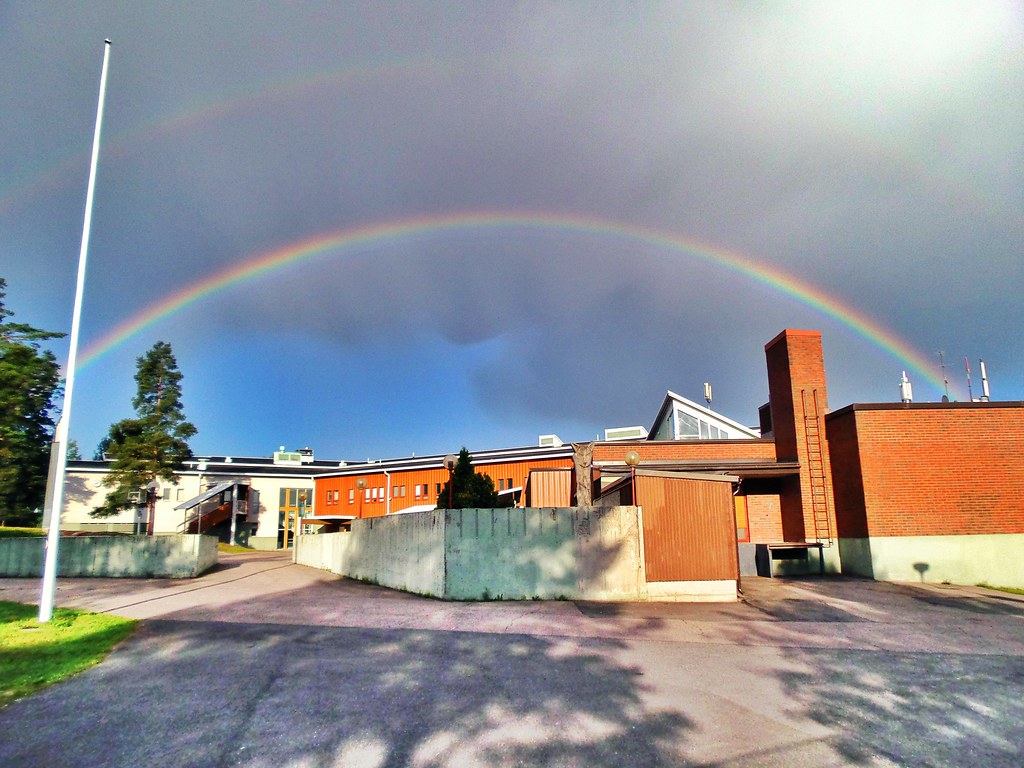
left=77, top=211, right=950, bottom=395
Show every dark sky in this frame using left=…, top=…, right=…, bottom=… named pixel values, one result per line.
left=2, top=2, right=1021, bottom=461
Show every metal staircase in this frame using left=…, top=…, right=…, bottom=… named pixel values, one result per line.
left=801, top=388, right=832, bottom=546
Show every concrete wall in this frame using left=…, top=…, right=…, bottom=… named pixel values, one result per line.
left=443, top=507, right=645, bottom=601
left=0, top=535, right=218, bottom=578
left=839, top=534, right=1024, bottom=589
left=295, top=506, right=652, bottom=601
left=295, top=531, right=348, bottom=573
left=344, top=510, right=446, bottom=597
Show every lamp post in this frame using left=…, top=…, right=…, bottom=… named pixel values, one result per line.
left=356, top=478, right=366, bottom=517
left=443, top=454, right=457, bottom=509
left=624, top=450, right=640, bottom=507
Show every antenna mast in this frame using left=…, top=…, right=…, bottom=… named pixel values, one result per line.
left=938, top=351, right=950, bottom=401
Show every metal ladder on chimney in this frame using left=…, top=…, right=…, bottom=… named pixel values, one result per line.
left=801, top=388, right=832, bottom=546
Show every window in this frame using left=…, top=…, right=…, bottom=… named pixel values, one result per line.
left=162, top=487, right=171, bottom=501
left=348, top=489, right=355, bottom=504
left=735, top=496, right=750, bottom=543
left=177, top=488, right=184, bottom=501
left=393, top=486, right=399, bottom=498
left=507, top=478, right=513, bottom=489
left=498, top=479, right=505, bottom=490
left=676, top=410, right=699, bottom=439
left=333, top=490, right=339, bottom=503
left=435, top=483, right=441, bottom=495
left=400, top=486, right=406, bottom=497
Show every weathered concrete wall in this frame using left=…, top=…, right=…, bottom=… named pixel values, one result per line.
left=345, top=511, right=446, bottom=597
left=294, top=507, right=649, bottom=601
left=0, top=535, right=218, bottom=578
left=839, top=534, right=1024, bottom=589
left=294, top=531, right=348, bottom=573
left=443, top=507, right=645, bottom=601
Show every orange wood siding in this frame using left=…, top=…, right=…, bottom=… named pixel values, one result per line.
left=525, top=468, right=573, bottom=506
left=314, top=457, right=573, bottom=517
left=637, top=475, right=739, bottom=583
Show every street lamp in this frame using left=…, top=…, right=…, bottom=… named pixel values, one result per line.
left=356, top=478, right=366, bottom=517
left=443, top=454, right=457, bottom=509
left=624, top=450, right=640, bottom=507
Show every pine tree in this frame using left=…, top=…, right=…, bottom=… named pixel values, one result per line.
left=0, top=278, right=64, bottom=525
left=92, top=341, right=197, bottom=519
left=436, top=447, right=501, bottom=509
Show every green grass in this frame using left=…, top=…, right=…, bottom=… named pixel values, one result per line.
left=0, top=601, right=137, bottom=708
left=0, top=527, right=45, bottom=538
left=217, top=542, right=255, bottom=554
left=977, top=583, right=1024, bottom=596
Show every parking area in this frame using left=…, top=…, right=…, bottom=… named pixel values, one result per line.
left=2, top=551, right=1022, bottom=767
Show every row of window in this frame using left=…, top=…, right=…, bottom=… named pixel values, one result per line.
left=675, top=410, right=728, bottom=440
left=323, top=482, right=444, bottom=505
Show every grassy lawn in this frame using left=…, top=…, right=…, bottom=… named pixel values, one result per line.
left=0, top=602, right=137, bottom=708
left=217, top=542, right=255, bottom=554
left=0, top=527, right=44, bottom=538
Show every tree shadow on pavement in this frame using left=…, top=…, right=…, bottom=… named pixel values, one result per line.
left=775, top=645, right=1024, bottom=766
left=0, top=609, right=696, bottom=767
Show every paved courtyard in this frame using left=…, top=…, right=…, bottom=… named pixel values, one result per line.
left=1, top=551, right=1022, bottom=767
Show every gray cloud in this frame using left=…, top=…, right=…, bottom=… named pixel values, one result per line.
left=2, top=2, right=1021, bottom=455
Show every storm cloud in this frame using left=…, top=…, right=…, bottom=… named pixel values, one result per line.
left=2, top=2, right=1021, bottom=458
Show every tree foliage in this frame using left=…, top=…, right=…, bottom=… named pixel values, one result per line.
left=92, top=341, right=196, bottom=518
left=435, top=447, right=502, bottom=509
left=0, top=278, right=64, bottom=525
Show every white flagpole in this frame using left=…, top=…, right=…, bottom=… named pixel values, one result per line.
left=39, top=39, right=112, bottom=623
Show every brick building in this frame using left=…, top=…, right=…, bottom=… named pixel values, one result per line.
left=827, top=401, right=1024, bottom=587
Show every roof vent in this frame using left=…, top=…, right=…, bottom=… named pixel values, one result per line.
left=538, top=434, right=563, bottom=448
left=899, top=371, right=913, bottom=403
left=273, top=450, right=302, bottom=466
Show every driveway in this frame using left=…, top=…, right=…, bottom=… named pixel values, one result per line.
left=1, top=551, right=1022, bottom=767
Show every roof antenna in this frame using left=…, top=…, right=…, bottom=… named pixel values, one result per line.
left=938, top=351, right=950, bottom=402
left=979, top=359, right=990, bottom=402
left=965, top=357, right=974, bottom=402
left=703, top=382, right=712, bottom=406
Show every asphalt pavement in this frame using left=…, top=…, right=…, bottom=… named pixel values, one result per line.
left=1, top=550, right=1022, bottom=767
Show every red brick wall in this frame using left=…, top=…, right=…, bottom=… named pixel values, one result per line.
left=826, top=403, right=1024, bottom=537
left=763, top=329, right=836, bottom=542
left=747, top=494, right=784, bottom=542
left=825, top=409, right=868, bottom=538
